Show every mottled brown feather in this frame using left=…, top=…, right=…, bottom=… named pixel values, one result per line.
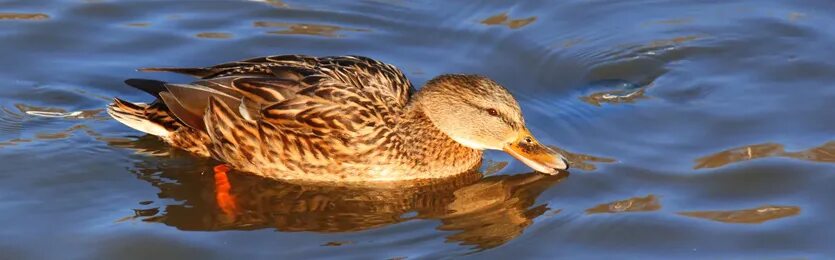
left=113, top=55, right=485, bottom=182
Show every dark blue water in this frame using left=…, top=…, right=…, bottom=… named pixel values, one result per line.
left=2, top=0, right=835, bottom=258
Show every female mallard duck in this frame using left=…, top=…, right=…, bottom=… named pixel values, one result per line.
left=108, top=55, right=568, bottom=183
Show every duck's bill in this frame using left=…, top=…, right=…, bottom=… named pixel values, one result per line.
left=503, top=132, right=569, bottom=174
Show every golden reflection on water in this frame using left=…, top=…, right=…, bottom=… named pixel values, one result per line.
left=480, top=13, right=536, bottom=29
left=322, top=241, right=352, bottom=247
left=586, top=195, right=660, bottom=214
left=647, top=35, right=701, bottom=48
left=256, top=0, right=289, bottom=8
left=695, top=141, right=835, bottom=169
left=195, top=32, right=233, bottom=39
left=254, top=21, right=369, bottom=37
left=0, top=13, right=49, bottom=21
left=679, top=205, right=800, bottom=224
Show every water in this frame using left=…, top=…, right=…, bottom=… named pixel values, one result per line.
left=1, top=0, right=834, bottom=258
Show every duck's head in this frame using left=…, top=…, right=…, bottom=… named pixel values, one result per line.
left=416, top=74, right=569, bottom=174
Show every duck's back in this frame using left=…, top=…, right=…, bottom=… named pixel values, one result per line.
left=108, top=55, right=416, bottom=182
left=142, top=55, right=414, bottom=108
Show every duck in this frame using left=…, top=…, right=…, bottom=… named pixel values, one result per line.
left=107, top=55, right=568, bottom=183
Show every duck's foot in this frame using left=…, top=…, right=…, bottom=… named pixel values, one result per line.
left=214, top=164, right=238, bottom=221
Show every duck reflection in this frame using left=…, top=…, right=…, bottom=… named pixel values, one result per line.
left=110, top=136, right=572, bottom=250
left=695, top=141, right=835, bottom=169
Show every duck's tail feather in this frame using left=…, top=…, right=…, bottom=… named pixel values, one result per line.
left=107, top=98, right=172, bottom=137
left=138, top=67, right=220, bottom=79
left=124, top=79, right=168, bottom=98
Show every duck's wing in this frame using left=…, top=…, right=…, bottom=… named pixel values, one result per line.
left=140, top=55, right=414, bottom=109
left=151, top=68, right=398, bottom=165
left=143, top=75, right=299, bottom=131
left=194, top=73, right=397, bottom=169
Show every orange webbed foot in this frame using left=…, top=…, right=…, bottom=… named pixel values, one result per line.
left=214, top=164, right=238, bottom=220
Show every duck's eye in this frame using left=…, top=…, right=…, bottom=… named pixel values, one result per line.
left=486, top=108, right=499, bottom=116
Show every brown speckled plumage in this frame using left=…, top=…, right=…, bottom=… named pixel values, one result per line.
left=108, top=55, right=492, bottom=182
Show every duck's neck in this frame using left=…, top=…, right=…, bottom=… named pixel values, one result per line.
left=395, top=100, right=483, bottom=175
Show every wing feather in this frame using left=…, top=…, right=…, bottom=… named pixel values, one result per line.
left=140, top=55, right=413, bottom=109
left=133, top=55, right=412, bottom=174
left=159, top=91, right=204, bottom=130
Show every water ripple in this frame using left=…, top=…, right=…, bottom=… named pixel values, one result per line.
left=0, top=106, right=24, bottom=137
